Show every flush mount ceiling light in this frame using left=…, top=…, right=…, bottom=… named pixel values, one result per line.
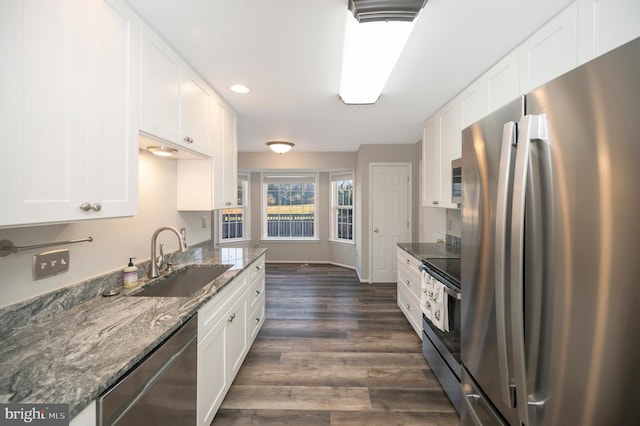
left=339, top=0, right=426, bottom=105
left=266, top=141, right=295, bottom=154
left=147, top=146, right=178, bottom=157
left=230, top=84, right=251, bottom=94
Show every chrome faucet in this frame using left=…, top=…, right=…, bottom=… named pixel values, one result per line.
left=149, top=226, right=187, bottom=278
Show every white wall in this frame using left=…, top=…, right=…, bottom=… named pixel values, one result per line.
left=0, top=150, right=212, bottom=308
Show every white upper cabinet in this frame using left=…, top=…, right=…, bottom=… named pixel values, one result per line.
left=140, top=22, right=213, bottom=157
left=421, top=99, right=459, bottom=208
left=213, top=99, right=239, bottom=209
left=519, top=2, right=579, bottom=92
left=486, top=49, right=520, bottom=112
left=0, top=0, right=139, bottom=227
left=578, top=0, right=640, bottom=64
left=458, top=74, right=489, bottom=130
left=421, top=115, right=440, bottom=207
left=176, top=95, right=238, bottom=211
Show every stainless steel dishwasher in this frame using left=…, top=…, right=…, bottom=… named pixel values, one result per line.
left=97, top=314, right=197, bottom=425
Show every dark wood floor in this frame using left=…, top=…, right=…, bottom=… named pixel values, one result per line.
left=212, top=263, right=460, bottom=425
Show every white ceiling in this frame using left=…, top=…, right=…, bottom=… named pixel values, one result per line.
left=126, top=0, right=574, bottom=152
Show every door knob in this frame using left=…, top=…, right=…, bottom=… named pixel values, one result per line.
left=374, top=228, right=379, bottom=233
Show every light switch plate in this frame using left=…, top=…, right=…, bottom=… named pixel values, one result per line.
left=33, top=249, right=69, bottom=280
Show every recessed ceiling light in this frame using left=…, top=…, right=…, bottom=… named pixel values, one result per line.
left=230, top=84, right=251, bottom=94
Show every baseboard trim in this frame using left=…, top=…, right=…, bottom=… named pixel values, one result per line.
left=264, top=260, right=369, bottom=283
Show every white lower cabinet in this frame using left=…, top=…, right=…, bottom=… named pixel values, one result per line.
left=397, top=247, right=423, bottom=339
left=197, top=254, right=266, bottom=425
left=70, top=401, right=96, bottom=426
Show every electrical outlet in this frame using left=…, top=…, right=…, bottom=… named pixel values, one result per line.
left=33, top=249, right=69, bottom=280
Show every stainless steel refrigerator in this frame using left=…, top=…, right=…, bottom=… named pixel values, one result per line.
left=460, top=37, right=640, bottom=425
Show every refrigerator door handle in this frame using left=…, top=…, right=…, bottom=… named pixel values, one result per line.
left=495, top=121, right=517, bottom=409
left=511, top=114, right=548, bottom=425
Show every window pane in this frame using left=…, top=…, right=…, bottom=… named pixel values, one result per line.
left=265, top=181, right=316, bottom=238
left=221, top=208, right=244, bottom=240
left=222, top=177, right=249, bottom=242
left=336, top=180, right=353, bottom=206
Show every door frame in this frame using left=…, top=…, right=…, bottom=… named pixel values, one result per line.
left=368, top=162, right=412, bottom=283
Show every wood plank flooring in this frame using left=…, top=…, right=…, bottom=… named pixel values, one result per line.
left=212, top=263, right=460, bottom=425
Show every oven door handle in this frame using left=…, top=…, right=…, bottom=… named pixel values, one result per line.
left=419, top=264, right=461, bottom=300
left=441, top=283, right=461, bottom=300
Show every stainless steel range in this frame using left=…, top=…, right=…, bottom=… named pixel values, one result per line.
left=420, top=257, right=462, bottom=413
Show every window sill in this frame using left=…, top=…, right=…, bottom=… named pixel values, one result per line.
left=260, top=238, right=320, bottom=243
left=219, top=238, right=250, bottom=245
left=329, top=239, right=356, bottom=246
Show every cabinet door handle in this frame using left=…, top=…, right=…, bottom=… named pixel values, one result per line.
left=255, top=265, right=261, bottom=271
left=255, top=317, right=261, bottom=324
left=432, top=201, right=439, bottom=205
left=228, top=313, right=236, bottom=323
left=406, top=280, right=411, bottom=287
left=184, top=136, right=193, bottom=143
left=255, top=289, right=261, bottom=296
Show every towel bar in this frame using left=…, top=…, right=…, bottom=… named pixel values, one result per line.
left=0, top=237, right=93, bottom=257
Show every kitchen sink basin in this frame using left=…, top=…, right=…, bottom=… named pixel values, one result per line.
left=130, top=264, right=233, bottom=297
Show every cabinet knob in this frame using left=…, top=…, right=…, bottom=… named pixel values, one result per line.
left=255, top=317, right=261, bottom=323
left=255, top=289, right=261, bottom=296
left=432, top=201, right=439, bottom=205
left=373, top=227, right=379, bottom=233
left=79, top=202, right=102, bottom=212
left=406, top=280, right=411, bottom=287
left=406, top=304, right=411, bottom=310
left=228, top=313, right=236, bottom=323
left=255, top=265, right=261, bottom=271
left=184, top=136, right=193, bottom=143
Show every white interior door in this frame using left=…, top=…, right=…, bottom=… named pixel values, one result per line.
left=371, top=163, right=411, bottom=282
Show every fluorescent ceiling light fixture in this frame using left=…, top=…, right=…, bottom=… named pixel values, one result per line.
left=339, top=11, right=415, bottom=104
left=147, top=146, right=177, bottom=157
left=266, top=141, right=295, bottom=154
left=230, top=84, right=251, bottom=94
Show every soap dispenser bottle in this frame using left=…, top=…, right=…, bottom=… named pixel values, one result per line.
left=123, top=258, right=138, bottom=288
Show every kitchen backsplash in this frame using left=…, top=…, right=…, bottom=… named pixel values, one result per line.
left=446, top=208, right=461, bottom=255
left=0, top=240, right=216, bottom=332
left=446, top=234, right=462, bottom=256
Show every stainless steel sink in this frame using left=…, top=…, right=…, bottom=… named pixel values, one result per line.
left=130, top=264, right=233, bottom=297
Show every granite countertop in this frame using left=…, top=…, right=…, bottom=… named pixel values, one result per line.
left=0, top=245, right=266, bottom=418
left=397, top=242, right=460, bottom=261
